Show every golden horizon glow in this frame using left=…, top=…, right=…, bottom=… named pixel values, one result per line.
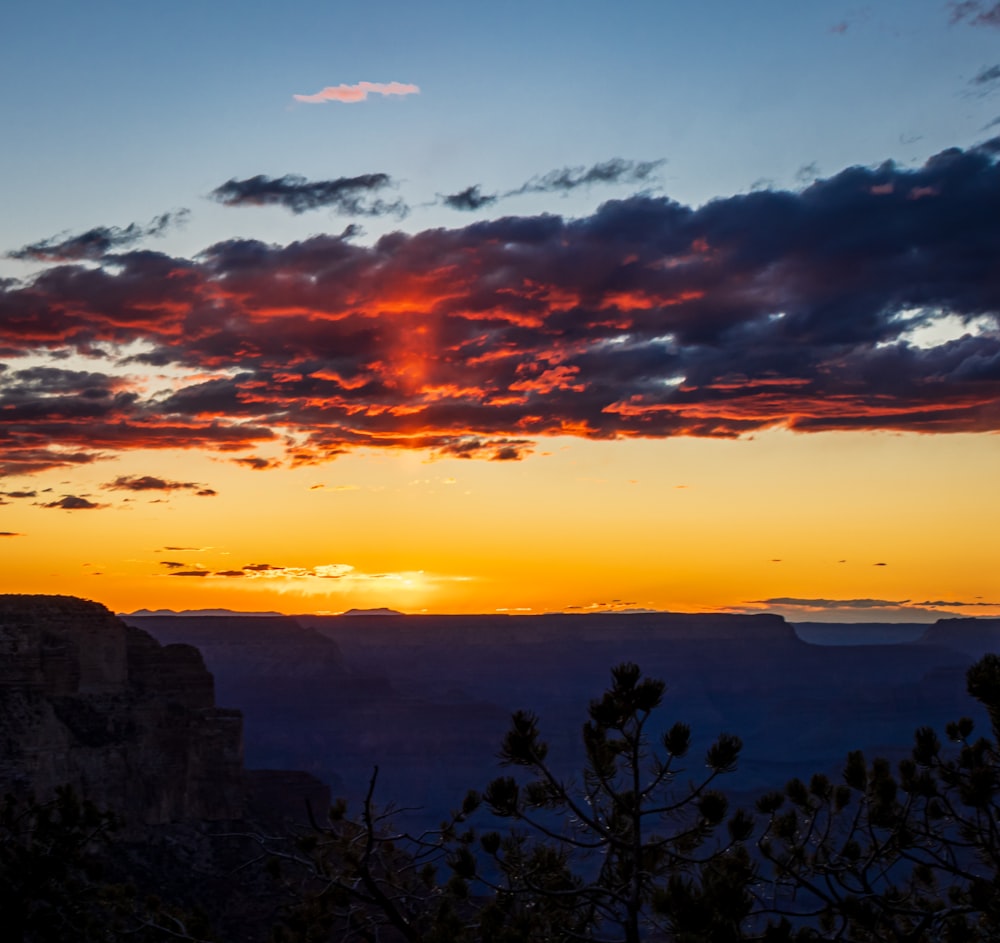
left=2, top=429, right=997, bottom=622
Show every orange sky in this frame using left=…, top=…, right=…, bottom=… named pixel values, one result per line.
left=3, top=429, right=997, bottom=621
left=3, top=132, right=1000, bottom=622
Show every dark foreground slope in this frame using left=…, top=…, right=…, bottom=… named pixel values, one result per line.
left=126, top=610, right=989, bottom=823
left=0, top=594, right=336, bottom=941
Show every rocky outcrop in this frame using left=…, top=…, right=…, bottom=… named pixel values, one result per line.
left=0, top=594, right=244, bottom=826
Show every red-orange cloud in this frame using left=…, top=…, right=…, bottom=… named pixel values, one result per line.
left=1, top=141, right=999, bottom=473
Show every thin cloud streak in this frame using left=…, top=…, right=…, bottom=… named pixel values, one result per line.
left=505, top=158, right=665, bottom=197
left=8, top=210, right=190, bottom=263
left=210, top=174, right=406, bottom=216
left=441, top=185, right=498, bottom=211
left=293, top=81, right=420, bottom=104
left=951, top=1, right=1000, bottom=27
left=441, top=159, right=663, bottom=212
left=103, top=475, right=217, bottom=496
left=972, top=64, right=1000, bottom=86
left=42, top=495, right=105, bottom=510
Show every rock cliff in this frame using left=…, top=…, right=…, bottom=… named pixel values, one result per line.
left=0, top=594, right=244, bottom=825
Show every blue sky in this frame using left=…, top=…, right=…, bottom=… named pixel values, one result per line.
left=3, top=0, right=998, bottom=270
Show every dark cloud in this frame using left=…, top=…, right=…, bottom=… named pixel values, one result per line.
left=103, top=475, right=216, bottom=496
left=913, top=599, right=1000, bottom=606
left=42, top=495, right=105, bottom=510
left=441, top=185, right=498, bottom=211
left=2, top=140, right=1000, bottom=468
left=757, top=597, right=907, bottom=609
left=215, top=570, right=246, bottom=577
left=233, top=456, right=281, bottom=470
left=972, top=64, right=1000, bottom=88
left=434, top=437, right=533, bottom=461
left=0, top=447, right=103, bottom=476
left=0, top=532, right=24, bottom=537
left=160, top=561, right=187, bottom=569
left=169, top=570, right=210, bottom=577
left=795, top=161, right=821, bottom=183
left=951, top=1, right=1000, bottom=27
left=2, top=490, right=37, bottom=498
left=507, top=158, right=665, bottom=197
left=210, top=174, right=407, bottom=217
left=8, top=211, right=189, bottom=263
left=243, top=563, right=280, bottom=572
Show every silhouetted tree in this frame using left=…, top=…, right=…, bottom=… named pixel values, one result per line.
left=478, top=662, right=752, bottom=943
left=276, top=663, right=751, bottom=942
left=266, top=766, right=482, bottom=943
left=753, top=653, right=1000, bottom=942
left=271, top=655, right=1000, bottom=942
left=0, top=786, right=216, bottom=942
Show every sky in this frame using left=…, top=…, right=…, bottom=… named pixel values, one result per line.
left=1, top=0, right=999, bottom=621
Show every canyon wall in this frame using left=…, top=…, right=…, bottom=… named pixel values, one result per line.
left=0, top=594, right=245, bottom=825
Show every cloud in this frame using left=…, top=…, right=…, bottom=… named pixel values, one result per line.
left=563, top=600, right=658, bottom=613
left=232, top=456, right=282, bottom=470
left=103, top=475, right=216, bottom=496
left=756, top=597, right=908, bottom=609
left=913, top=598, right=1000, bottom=607
left=210, top=174, right=407, bottom=216
left=3, top=139, right=1000, bottom=470
left=732, top=596, right=973, bottom=621
left=156, top=561, right=462, bottom=593
left=951, top=1, right=1000, bottom=26
left=8, top=210, right=189, bottom=263
left=42, top=495, right=105, bottom=510
left=972, top=64, right=1000, bottom=88
left=441, top=185, right=498, bottom=211
left=293, top=81, right=420, bottom=104
left=159, top=561, right=187, bottom=569
left=795, top=161, right=821, bottom=183
left=0, top=532, right=24, bottom=537
left=740, top=594, right=1000, bottom=620
left=507, top=158, right=665, bottom=196
left=440, top=159, right=665, bottom=212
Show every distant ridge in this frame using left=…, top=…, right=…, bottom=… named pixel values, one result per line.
left=340, top=607, right=404, bottom=616
left=124, top=607, right=406, bottom=617
left=917, top=617, right=1000, bottom=656
left=124, top=607, right=284, bottom=617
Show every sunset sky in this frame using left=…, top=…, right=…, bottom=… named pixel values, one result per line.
left=2, top=0, right=999, bottom=620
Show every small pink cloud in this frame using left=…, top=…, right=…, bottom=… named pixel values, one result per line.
left=294, top=81, right=420, bottom=104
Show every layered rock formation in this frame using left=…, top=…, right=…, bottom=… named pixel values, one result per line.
left=0, top=594, right=244, bottom=825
